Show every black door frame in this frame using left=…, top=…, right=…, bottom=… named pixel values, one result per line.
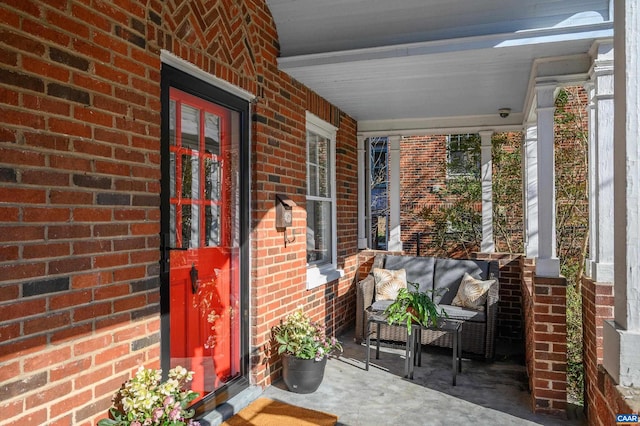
left=159, top=64, right=251, bottom=413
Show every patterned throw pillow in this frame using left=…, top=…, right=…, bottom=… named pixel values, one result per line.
left=373, top=268, right=407, bottom=301
left=451, top=272, right=495, bottom=311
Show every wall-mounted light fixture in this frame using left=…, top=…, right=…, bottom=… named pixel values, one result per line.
left=276, top=194, right=296, bottom=247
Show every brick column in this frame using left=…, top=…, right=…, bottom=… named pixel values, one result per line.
left=521, top=257, right=568, bottom=415
left=581, top=276, right=614, bottom=423
left=531, top=275, right=568, bottom=414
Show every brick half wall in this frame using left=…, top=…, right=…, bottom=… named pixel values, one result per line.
left=521, top=258, right=568, bottom=415
left=581, top=276, right=640, bottom=425
left=474, top=252, right=524, bottom=342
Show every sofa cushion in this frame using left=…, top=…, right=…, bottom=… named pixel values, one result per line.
left=438, top=304, right=486, bottom=322
left=451, top=272, right=496, bottom=311
left=433, top=259, right=490, bottom=304
left=384, top=255, right=435, bottom=293
left=370, top=299, right=394, bottom=312
left=373, top=268, right=407, bottom=301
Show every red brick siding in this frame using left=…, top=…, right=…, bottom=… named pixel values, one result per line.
left=520, top=258, right=568, bottom=415
left=399, top=135, right=447, bottom=254
left=581, top=276, right=628, bottom=426
left=474, top=252, right=523, bottom=341
left=0, top=1, right=358, bottom=424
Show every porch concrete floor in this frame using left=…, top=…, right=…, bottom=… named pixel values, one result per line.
left=261, top=329, right=586, bottom=426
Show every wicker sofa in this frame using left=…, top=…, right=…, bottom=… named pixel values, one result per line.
left=355, top=254, right=499, bottom=360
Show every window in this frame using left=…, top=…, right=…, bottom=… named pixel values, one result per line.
left=447, top=133, right=480, bottom=177
left=306, top=112, right=342, bottom=288
left=368, top=137, right=389, bottom=250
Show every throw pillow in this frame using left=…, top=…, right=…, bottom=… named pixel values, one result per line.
left=373, top=268, right=407, bottom=301
left=451, top=272, right=495, bottom=311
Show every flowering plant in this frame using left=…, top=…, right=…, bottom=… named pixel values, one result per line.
left=273, top=307, right=342, bottom=361
left=98, top=366, right=200, bottom=426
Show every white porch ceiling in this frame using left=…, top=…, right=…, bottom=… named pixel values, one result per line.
left=266, top=0, right=613, bottom=134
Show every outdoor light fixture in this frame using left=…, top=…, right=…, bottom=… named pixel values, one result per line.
left=499, top=108, right=511, bottom=118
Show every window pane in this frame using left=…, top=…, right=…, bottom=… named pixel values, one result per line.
left=308, top=164, right=318, bottom=196
left=169, top=152, right=176, bottom=198
left=307, top=131, right=317, bottom=162
left=447, top=134, right=480, bottom=176
left=182, top=104, right=200, bottom=151
left=205, top=204, right=220, bottom=247
left=181, top=154, right=200, bottom=200
left=169, top=204, right=176, bottom=247
left=307, top=130, right=331, bottom=198
left=181, top=204, right=199, bottom=249
left=204, top=112, right=220, bottom=155
left=317, top=135, right=330, bottom=198
left=169, top=100, right=176, bottom=146
left=306, top=200, right=332, bottom=265
left=204, top=158, right=220, bottom=201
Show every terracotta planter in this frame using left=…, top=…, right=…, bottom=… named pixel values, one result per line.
left=281, top=353, right=327, bottom=394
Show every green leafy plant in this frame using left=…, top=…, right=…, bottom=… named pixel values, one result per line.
left=273, top=307, right=342, bottom=361
left=384, top=283, right=447, bottom=334
left=97, top=366, right=200, bottom=426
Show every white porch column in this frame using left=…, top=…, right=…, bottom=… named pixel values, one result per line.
left=585, top=81, right=596, bottom=279
left=388, top=135, right=402, bottom=252
left=603, top=0, right=640, bottom=387
left=357, top=135, right=368, bottom=249
left=535, top=83, right=560, bottom=277
left=479, top=130, right=494, bottom=253
left=523, top=123, right=539, bottom=258
left=586, top=40, right=615, bottom=282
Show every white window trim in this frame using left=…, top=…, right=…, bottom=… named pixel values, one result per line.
left=306, top=112, right=343, bottom=289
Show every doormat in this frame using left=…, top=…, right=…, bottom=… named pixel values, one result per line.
left=221, top=397, right=338, bottom=426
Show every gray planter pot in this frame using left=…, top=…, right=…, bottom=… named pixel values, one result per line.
left=281, top=353, right=327, bottom=394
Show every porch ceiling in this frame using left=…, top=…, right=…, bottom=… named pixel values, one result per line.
left=266, top=0, right=613, bottom=134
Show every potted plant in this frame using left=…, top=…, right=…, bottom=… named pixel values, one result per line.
left=384, top=282, right=447, bottom=334
left=98, top=365, right=200, bottom=426
left=272, top=306, right=342, bottom=393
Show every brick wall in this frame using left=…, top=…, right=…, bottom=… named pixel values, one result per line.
left=579, top=276, right=638, bottom=425
left=0, top=1, right=358, bottom=425
left=399, top=132, right=524, bottom=257
left=399, top=135, right=447, bottom=255
left=520, top=258, right=568, bottom=415
left=473, top=252, right=523, bottom=342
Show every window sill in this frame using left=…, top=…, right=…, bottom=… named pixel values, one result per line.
left=306, top=265, right=344, bottom=290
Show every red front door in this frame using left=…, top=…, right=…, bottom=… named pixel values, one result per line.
left=167, top=88, right=240, bottom=398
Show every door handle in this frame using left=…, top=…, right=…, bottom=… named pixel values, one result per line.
left=190, top=264, right=199, bottom=294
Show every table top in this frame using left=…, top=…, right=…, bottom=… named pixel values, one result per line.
left=367, top=308, right=461, bottom=332
left=412, top=318, right=461, bottom=332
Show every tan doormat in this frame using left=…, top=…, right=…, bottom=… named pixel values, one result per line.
left=221, top=397, right=338, bottom=426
